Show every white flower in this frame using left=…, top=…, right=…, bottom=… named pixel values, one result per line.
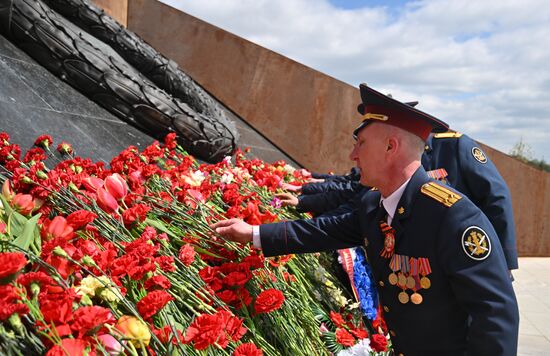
left=283, top=164, right=296, bottom=174
left=234, top=167, right=251, bottom=180
left=220, top=172, right=234, bottom=184
left=337, top=338, right=372, bottom=356
left=313, top=290, right=323, bottom=301
left=223, top=156, right=232, bottom=165
left=184, top=170, right=207, bottom=186
left=314, top=266, right=327, bottom=282
left=75, top=275, right=111, bottom=297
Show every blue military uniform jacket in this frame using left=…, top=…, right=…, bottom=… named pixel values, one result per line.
left=422, top=133, right=518, bottom=269
left=261, top=167, right=519, bottom=355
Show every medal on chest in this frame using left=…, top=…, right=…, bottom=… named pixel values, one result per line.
left=379, top=221, right=395, bottom=259
left=386, top=255, right=432, bottom=305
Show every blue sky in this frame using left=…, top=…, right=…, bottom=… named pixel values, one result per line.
left=161, top=0, right=550, bottom=161
left=328, top=0, right=409, bottom=9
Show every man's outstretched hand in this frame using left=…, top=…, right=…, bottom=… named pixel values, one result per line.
left=210, top=219, right=253, bottom=244
left=281, top=182, right=302, bottom=193
left=274, top=192, right=299, bottom=207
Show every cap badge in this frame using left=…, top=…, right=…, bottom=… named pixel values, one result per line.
left=471, top=147, right=487, bottom=164
left=462, top=226, right=491, bottom=260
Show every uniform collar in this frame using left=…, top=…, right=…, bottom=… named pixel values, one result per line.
left=392, top=166, right=431, bottom=223
left=380, top=178, right=410, bottom=224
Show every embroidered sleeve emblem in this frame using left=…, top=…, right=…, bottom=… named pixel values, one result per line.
left=462, top=226, right=491, bottom=260
left=471, top=147, right=487, bottom=163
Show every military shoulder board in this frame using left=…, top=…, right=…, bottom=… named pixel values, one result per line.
left=420, top=182, right=462, bottom=207
left=433, top=132, right=463, bottom=139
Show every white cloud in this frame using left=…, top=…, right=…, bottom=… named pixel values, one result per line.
left=161, top=0, right=550, bottom=160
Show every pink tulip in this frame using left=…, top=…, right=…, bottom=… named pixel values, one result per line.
left=82, top=176, right=104, bottom=192
left=104, top=173, right=128, bottom=201
left=12, top=194, right=35, bottom=215
left=97, top=187, right=119, bottom=213
left=45, top=216, right=74, bottom=240
left=97, top=334, right=123, bottom=355
left=128, top=170, right=146, bottom=186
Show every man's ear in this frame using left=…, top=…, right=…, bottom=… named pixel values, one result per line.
left=387, top=137, right=398, bottom=153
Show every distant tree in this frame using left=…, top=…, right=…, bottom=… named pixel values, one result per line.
left=509, top=138, right=549, bottom=172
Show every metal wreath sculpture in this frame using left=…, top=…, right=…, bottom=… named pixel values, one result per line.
left=43, top=0, right=233, bottom=129
left=0, top=0, right=238, bottom=162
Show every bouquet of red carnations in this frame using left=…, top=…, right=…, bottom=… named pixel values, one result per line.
left=0, top=132, right=388, bottom=355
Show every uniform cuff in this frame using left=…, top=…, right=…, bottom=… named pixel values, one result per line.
left=252, top=225, right=261, bottom=249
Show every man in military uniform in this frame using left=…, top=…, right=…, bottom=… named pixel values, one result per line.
left=212, top=84, right=519, bottom=355
left=278, top=130, right=518, bottom=271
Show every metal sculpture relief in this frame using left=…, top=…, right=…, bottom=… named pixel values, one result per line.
left=0, top=0, right=238, bottom=162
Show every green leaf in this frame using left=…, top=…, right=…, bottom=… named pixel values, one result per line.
left=0, top=195, right=13, bottom=216
left=0, top=195, right=31, bottom=239
left=13, top=213, right=41, bottom=252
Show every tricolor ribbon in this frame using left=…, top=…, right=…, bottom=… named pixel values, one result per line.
left=337, top=248, right=360, bottom=301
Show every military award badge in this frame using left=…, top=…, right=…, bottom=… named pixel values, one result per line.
left=379, top=221, right=395, bottom=258
left=388, top=255, right=432, bottom=305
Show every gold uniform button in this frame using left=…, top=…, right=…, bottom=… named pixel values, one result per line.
left=379, top=280, right=385, bottom=287
left=398, top=353, right=404, bottom=356
left=383, top=306, right=390, bottom=313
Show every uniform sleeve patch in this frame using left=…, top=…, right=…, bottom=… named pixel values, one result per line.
left=462, top=226, right=491, bottom=260
left=471, top=147, right=487, bottom=164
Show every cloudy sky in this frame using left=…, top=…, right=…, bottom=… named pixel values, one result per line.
left=160, top=0, right=550, bottom=161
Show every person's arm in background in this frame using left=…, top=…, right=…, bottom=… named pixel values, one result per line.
left=297, top=185, right=366, bottom=215
left=457, top=134, right=518, bottom=270
left=301, top=179, right=361, bottom=195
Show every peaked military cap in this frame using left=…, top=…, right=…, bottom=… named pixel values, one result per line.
left=354, top=84, right=449, bottom=140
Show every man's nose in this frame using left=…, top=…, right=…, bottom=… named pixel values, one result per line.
left=349, top=145, right=357, bottom=161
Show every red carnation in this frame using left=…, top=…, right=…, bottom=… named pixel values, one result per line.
left=184, top=310, right=246, bottom=350
left=34, top=134, right=53, bottom=148
left=56, top=141, right=73, bottom=155
left=370, top=334, right=388, bottom=352
left=0, top=252, right=27, bottom=279
left=223, top=270, right=252, bottom=288
left=122, top=203, right=150, bottom=226
left=45, top=338, right=88, bottom=356
left=66, top=210, right=97, bottom=230
left=335, top=327, right=356, bottom=347
left=184, top=313, right=225, bottom=350
left=0, top=285, right=29, bottom=321
left=329, top=311, right=346, bottom=327
left=144, top=275, right=171, bottom=291
left=253, top=289, right=285, bottom=314
left=137, top=290, right=174, bottom=320
left=178, top=244, right=196, bottom=266
left=350, top=326, right=368, bottom=339
left=71, top=306, right=115, bottom=338
left=234, top=342, right=263, bottom=356
left=233, top=342, right=264, bottom=356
